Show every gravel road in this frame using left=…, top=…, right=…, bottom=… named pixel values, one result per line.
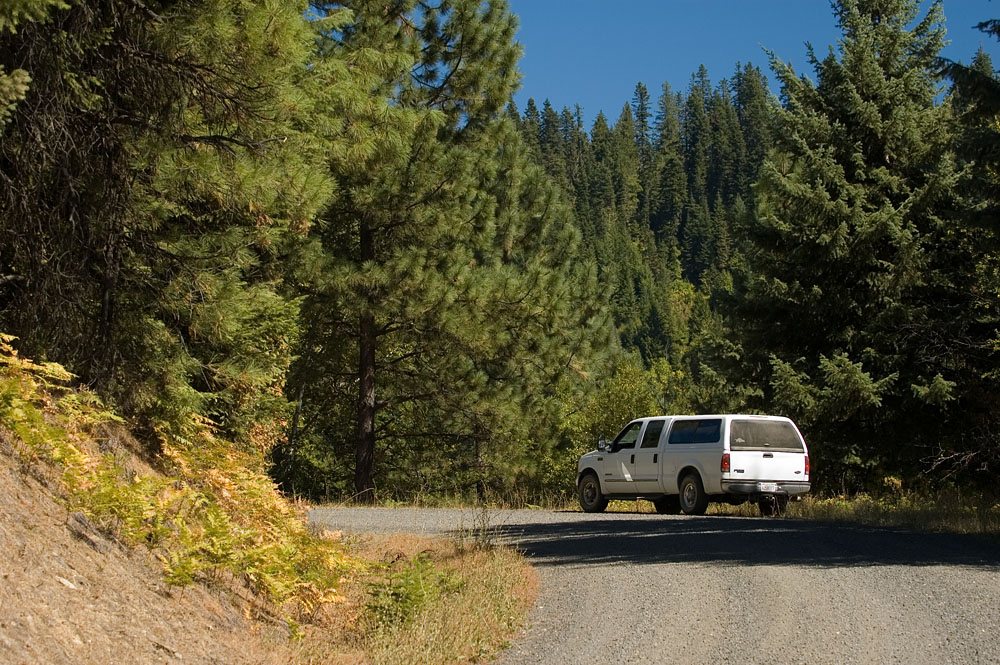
left=309, top=507, right=1000, bottom=665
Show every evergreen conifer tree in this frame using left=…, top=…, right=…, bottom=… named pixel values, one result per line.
left=652, top=84, right=687, bottom=251
left=632, top=82, right=656, bottom=233
left=680, top=67, right=713, bottom=282
left=732, top=62, right=777, bottom=196
left=521, top=97, right=543, bottom=158
left=707, top=81, right=746, bottom=208
left=612, top=104, right=642, bottom=226
left=295, top=0, right=609, bottom=501
left=0, top=1, right=331, bottom=447
left=933, top=22, right=1000, bottom=483
left=540, top=99, right=570, bottom=188
left=737, top=0, right=959, bottom=486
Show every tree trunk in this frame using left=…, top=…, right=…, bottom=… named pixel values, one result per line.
left=95, top=260, right=118, bottom=383
left=354, top=310, right=377, bottom=503
left=354, top=217, right=377, bottom=503
left=273, top=382, right=306, bottom=493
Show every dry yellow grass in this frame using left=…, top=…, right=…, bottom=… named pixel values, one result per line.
left=286, top=532, right=537, bottom=665
left=784, top=492, right=1000, bottom=535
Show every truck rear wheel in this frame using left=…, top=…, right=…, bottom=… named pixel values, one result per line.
left=678, top=473, right=708, bottom=515
left=578, top=473, right=608, bottom=513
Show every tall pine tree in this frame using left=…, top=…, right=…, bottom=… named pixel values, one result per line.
left=737, top=0, right=960, bottom=487
left=292, top=0, right=610, bottom=501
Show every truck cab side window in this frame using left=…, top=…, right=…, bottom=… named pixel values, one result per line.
left=611, top=421, right=643, bottom=452
left=668, top=419, right=722, bottom=444
left=640, top=419, right=665, bottom=448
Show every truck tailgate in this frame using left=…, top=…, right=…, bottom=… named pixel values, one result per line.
left=729, top=450, right=806, bottom=482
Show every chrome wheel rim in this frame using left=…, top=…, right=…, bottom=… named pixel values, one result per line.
left=682, top=481, right=696, bottom=507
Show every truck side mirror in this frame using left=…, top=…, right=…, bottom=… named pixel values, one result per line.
left=597, top=437, right=609, bottom=452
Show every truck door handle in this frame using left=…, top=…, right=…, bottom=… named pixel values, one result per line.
left=763, top=453, right=773, bottom=458
left=653, top=454, right=658, bottom=463
left=630, top=455, right=635, bottom=464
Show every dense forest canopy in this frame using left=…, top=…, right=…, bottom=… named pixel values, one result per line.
left=2, top=0, right=998, bottom=502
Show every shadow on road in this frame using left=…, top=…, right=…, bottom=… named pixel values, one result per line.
left=483, top=516, right=1000, bottom=570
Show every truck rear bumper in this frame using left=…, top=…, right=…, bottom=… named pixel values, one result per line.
left=721, top=480, right=811, bottom=496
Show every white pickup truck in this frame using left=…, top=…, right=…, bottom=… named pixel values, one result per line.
left=576, top=414, right=810, bottom=516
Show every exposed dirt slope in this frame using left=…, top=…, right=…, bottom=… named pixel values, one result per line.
left=0, top=441, right=295, bottom=665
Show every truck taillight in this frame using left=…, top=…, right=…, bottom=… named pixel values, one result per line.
left=721, top=453, right=730, bottom=473
left=804, top=455, right=810, bottom=478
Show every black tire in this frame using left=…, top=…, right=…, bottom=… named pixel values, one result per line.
left=653, top=495, right=681, bottom=514
left=678, top=473, right=708, bottom=515
left=578, top=473, right=608, bottom=513
left=758, top=495, right=789, bottom=517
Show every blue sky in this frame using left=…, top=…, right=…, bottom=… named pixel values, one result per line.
left=507, top=0, right=1000, bottom=128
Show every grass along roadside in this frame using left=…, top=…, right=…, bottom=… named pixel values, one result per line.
left=595, top=490, right=1000, bottom=536
left=783, top=491, right=1000, bottom=536
left=294, top=531, right=537, bottom=665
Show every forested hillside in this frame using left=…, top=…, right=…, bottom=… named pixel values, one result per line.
left=2, top=0, right=998, bottom=503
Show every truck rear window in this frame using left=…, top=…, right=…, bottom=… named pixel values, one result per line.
left=668, top=419, right=722, bottom=444
left=730, top=420, right=804, bottom=452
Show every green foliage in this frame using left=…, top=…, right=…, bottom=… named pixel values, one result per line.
left=0, top=0, right=329, bottom=447
left=561, top=357, right=659, bottom=449
left=500, top=1, right=1000, bottom=499
left=4, top=0, right=998, bottom=508
left=932, top=19, right=1000, bottom=483
left=0, top=334, right=106, bottom=499
left=0, top=65, right=30, bottom=128
left=359, top=543, right=532, bottom=665
left=910, top=374, right=956, bottom=408
left=0, top=0, right=68, bottom=33
left=367, top=553, right=465, bottom=628
left=541, top=355, right=693, bottom=497
left=769, top=353, right=900, bottom=428
left=768, top=357, right=819, bottom=420
left=791, top=487, right=1000, bottom=536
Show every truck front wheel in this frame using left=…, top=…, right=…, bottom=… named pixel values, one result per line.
left=678, top=473, right=708, bottom=515
left=578, top=473, right=608, bottom=513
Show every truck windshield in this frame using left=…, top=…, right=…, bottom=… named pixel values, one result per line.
left=730, top=420, right=804, bottom=452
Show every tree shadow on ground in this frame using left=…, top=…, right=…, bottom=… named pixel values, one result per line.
left=482, top=516, right=1000, bottom=570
